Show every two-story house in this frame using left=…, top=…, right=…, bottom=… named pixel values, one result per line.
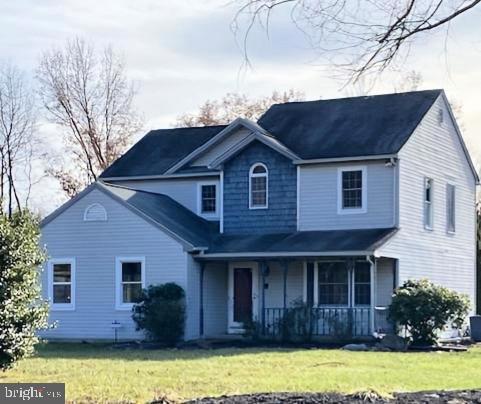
left=40, top=89, right=478, bottom=341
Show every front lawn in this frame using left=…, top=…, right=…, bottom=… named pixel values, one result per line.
left=3, top=343, right=481, bottom=403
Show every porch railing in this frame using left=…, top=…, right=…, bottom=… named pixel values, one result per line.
left=263, top=307, right=394, bottom=338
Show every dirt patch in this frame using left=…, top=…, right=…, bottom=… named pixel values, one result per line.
left=182, top=390, right=481, bottom=403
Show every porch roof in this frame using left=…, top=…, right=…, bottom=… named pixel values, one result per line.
left=202, top=227, right=398, bottom=257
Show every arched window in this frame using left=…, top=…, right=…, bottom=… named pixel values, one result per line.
left=83, top=203, right=107, bottom=222
left=249, top=163, right=268, bottom=209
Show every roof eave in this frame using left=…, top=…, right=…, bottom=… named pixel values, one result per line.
left=293, top=154, right=398, bottom=165
left=196, top=250, right=374, bottom=259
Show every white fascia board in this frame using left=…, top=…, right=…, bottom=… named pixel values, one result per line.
left=197, top=250, right=373, bottom=259
left=164, top=118, right=278, bottom=175
left=208, top=132, right=299, bottom=169
left=293, top=154, right=397, bottom=165
left=100, top=172, right=220, bottom=181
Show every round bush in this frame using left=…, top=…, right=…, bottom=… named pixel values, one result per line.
left=132, top=283, right=185, bottom=346
left=388, top=279, right=470, bottom=346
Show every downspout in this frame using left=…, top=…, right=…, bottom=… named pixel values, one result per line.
left=220, top=170, right=224, bottom=233
left=367, top=255, right=377, bottom=335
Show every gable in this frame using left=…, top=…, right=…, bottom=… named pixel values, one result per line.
left=402, top=93, right=478, bottom=184
left=42, top=183, right=215, bottom=250
left=223, top=141, right=297, bottom=234
left=190, top=127, right=252, bottom=167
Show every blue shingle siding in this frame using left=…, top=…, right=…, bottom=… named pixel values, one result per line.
left=223, top=141, right=297, bottom=234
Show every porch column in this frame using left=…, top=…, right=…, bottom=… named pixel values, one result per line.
left=199, top=262, right=205, bottom=338
left=282, top=260, right=289, bottom=310
left=259, top=261, right=268, bottom=330
left=369, top=257, right=377, bottom=334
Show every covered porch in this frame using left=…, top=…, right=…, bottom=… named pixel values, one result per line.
left=196, top=255, right=398, bottom=340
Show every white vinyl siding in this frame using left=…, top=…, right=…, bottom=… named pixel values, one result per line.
left=191, top=128, right=252, bottom=167
left=377, top=95, right=476, bottom=310
left=113, top=178, right=220, bottom=220
left=299, top=161, right=394, bottom=230
left=41, top=188, right=190, bottom=341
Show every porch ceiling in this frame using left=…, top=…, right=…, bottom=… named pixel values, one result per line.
left=203, top=227, right=398, bottom=257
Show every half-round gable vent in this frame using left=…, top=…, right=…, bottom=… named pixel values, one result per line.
left=83, top=203, right=107, bottom=222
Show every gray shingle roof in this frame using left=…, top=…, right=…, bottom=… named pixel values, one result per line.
left=99, top=90, right=442, bottom=178
left=257, top=89, right=442, bottom=159
left=207, top=228, right=398, bottom=255
left=100, top=183, right=216, bottom=248
left=100, top=125, right=226, bottom=178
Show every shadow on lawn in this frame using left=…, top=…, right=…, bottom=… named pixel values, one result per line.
left=34, top=340, right=347, bottom=362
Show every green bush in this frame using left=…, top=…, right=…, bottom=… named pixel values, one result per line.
left=389, top=279, right=470, bottom=346
left=0, top=211, right=49, bottom=371
left=132, top=283, right=185, bottom=346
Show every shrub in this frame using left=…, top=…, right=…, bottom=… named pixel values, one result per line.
left=277, top=299, right=318, bottom=342
left=132, top=283, right=185, bottom=346
left=388, top=279, right=470, bottom=346
left=0, top=211, right=49, bottom=371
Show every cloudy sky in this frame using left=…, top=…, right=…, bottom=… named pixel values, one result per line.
left=2, top=0, right=481, bottom=214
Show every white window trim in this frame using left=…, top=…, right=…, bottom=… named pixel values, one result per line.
left=424, top=177, right=434, bottom=231
left=308, top=260, right=371, bottom=308
left=83, top=203, right=107, bottom=221
left=446, top=182, right=456, bottom=234
left=115, top=256, right=146, bottom=311
left=337, top=166, right=367, bottom=214
left=48, top=258, right=76, bottom=311
left=249, top=162, right=268, bottom=210
left=197, top=181, right=219, bottom=217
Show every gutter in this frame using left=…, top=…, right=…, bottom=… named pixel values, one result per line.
left=196, top=250, right=373, bottom=259
left=100, top=171, right=221, bottom=181
left=293, top=154, right=397, bottom=165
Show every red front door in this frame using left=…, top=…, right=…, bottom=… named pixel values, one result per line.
left=233, top=268, right=253, bottom=323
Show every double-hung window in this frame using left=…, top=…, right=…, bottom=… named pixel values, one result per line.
left=424, top=178, right=433, bottom=229
left=447, top=183, right=456, bottom=233
left=198, top=182, right=217, bottom=216
left=249, top=163, right=268, bottom=209
left=116, top=257, right=145, bottom=310
left=48, top=258, right=75, bottom=310
left=317, top=262, right=349, bottom=306
left=338, top=166, right=367, bottom=214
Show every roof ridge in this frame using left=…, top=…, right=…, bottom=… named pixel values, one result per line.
left=150, top=124, right=228, bottom=132
left=261, top=89, right=443, bottom=111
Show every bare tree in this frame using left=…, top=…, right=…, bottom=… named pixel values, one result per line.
left=37, top=38, right=142, bottom=197
left=234, top=0, right=480, bottom=82
left=176, top=89, right=305, bottom=127
left=0, top=64, right=39, bottom=217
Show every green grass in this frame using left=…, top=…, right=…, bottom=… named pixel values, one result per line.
left=3, top=343, right=481, bottom=403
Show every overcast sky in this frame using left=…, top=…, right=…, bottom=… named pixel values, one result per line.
left=2, top=0, right=481, bottom=215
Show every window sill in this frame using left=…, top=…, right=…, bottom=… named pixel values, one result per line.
left=424, top=225, right=433, bottom=231
left=337, top=208, right=367, bottom=215
left=115, top=304, right=135, bottom=311
left=50, top=305, right=75, bottom=311
left=249, top=206, right=268, bottom=210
